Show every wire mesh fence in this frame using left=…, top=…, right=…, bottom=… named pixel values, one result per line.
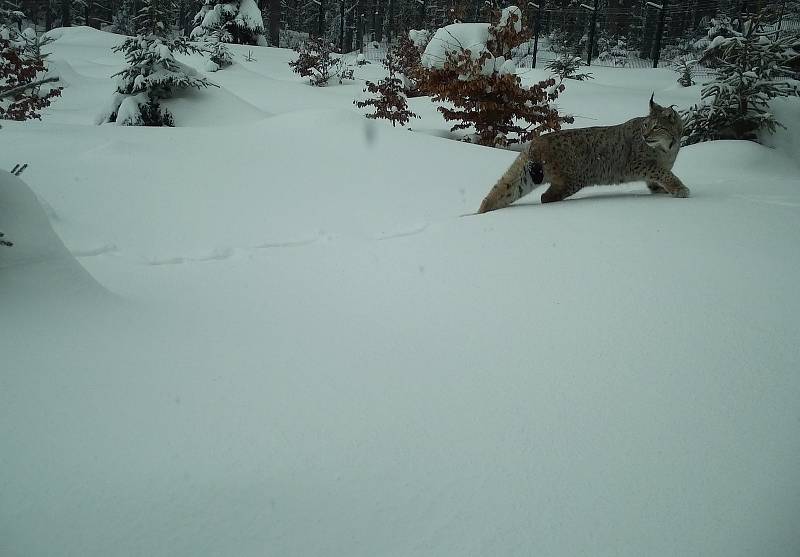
left=271, top=0, right=799, bottom=76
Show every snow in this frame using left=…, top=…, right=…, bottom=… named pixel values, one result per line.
left=2, top=25, right=800, bottom=557
left=499, top=58, right=516, bottom=75
left=499, top=5, right=522, bottom=33
left=234, top=0, right=265, bottom=31
left=408, top=29, right=431, bottom=49
left=421, top=16, right=521, bottom=75
left=421, top=23, right=490, bottom=69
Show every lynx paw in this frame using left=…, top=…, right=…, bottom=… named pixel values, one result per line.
left=672, top=186, right=691, bottom=198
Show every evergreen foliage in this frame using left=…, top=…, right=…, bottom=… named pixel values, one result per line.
left=682, top=15, right=800, bottom=145
left=673, top=56, right=697, bottom=87
left=102, top=0, right=214, bottom=126
left=191, top=0, right=265, bottom=45
left=135, top=0, right=173, bottom=36
left=111, top=0, right=136, bottom=35
left=203, top=25, right=234, bottom=71
left=545, top=54, right=594, bottom=81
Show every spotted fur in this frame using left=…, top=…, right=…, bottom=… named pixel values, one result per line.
left=477, top=95, right=689, bottom=214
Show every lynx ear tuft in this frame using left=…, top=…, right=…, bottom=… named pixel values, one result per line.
left=649, top=93, right=657, bottom=112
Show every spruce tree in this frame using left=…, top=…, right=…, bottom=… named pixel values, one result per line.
left=102, top=0, right=213, bottom=126
left=682, top=14, right=800, bottom=145
left=202, top=25, right=233, bottom=71
left=190, top=0, right=266, bottom=45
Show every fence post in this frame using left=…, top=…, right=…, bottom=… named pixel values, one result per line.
left=370, top=0, right=377, bottom=42
left=583, top=0, right=598, bottom=66
left=529, top=1, right=542, bottom=68
left=339, top=0, right=345, bottom=52
left=651, top=0, right=667, bottom=68
left=358, top=12, right=364, bottom=53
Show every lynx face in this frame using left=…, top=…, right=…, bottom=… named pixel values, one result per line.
left=643, top=100, right=683, bottom=152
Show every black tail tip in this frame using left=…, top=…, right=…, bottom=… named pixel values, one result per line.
left=526, top=160, right=544, bottom=185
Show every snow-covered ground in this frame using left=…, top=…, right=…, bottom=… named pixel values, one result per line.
left=2, top=26, right=800, bottom=557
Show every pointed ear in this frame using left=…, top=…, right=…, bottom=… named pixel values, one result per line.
left=649, top=93, right=661, bottom=113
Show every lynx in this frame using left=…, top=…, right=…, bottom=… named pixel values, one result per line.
left=477, top=95, right=689, bottom=213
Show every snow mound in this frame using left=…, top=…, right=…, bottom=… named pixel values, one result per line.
left=43, top=25, right=124, bottom=50
left=161, top=77, right=271, bottom=126
left=43, top=55, right=84, bottom=89
left=0, top=172, right=107, bottom=305
left=421, top=23, right=490, bottom=69
left=421, top=6, right=522, bottom=70
left=408, top=29, right=431, bottom=49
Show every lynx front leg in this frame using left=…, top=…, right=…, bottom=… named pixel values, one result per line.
left=541, top=180, right=582, bottom=204
left=645, top=169, right=690, bottom=198
left=647, top=181, right=668, bottom=194
left=478, top=154, right=544, bottom=213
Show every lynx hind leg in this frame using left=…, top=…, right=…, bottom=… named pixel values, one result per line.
left=647, top=181, right=668, bottom=194
left=478, top=152, right=544, bottom=214
left=645, top=168, right=690, bottom=198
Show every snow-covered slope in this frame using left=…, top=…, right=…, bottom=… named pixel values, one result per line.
left=0, top=171, right=107, bottom=308
left=1, top=26, right=799, bottom=557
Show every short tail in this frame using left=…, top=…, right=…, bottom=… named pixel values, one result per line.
left=477, top=148, right=545, bottom=214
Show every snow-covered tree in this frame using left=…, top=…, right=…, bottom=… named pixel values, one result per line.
left=1, top=38, right=62, bottom=120
left=1, top=9, right=62, bottom=121
left=545, top=54, right=594, bottom=81
left=682, top=15, right=800, bottom=145
left=422, top=6, right=572, bottom=147
left=202, top=25, right=233, bottom=71
left=101, top=0, right=214, bottom=126
left=289, top=36, right=352, bottom=86
left=0, top=5, right=24, bottom=36
left=110, top=0, right=136, bottom=35
left=190, top=0, right=266, bottom=45
left=673, top=56, right=697, bottom=87
left=355, top=40, right=418, bottom=127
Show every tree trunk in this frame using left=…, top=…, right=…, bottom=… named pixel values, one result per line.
left=61, top=0, right=72, bottom=26
left=45, top=1, right=54, bottom=30
left=345, top=7, right=354, bottom=52
left=269, top=0, right=281, bottom=45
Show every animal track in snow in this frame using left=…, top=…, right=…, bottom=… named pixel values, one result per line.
left=252, top=236, right=320, bottom=249
left=374, top=222, right=429, bottom=241
left=732, top=194, right=800, bottom=208
left=143, top=235, right=324, bottom=266
left=72, top=243, right=118, bottom=257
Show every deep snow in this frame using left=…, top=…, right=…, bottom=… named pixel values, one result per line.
left=1, top=26, right=799, bottom=557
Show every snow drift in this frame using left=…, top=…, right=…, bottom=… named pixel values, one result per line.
left=0, top=171, right=106, bottom=307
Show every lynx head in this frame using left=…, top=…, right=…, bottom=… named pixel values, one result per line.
left=643, top=94, right=683, bottom=151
